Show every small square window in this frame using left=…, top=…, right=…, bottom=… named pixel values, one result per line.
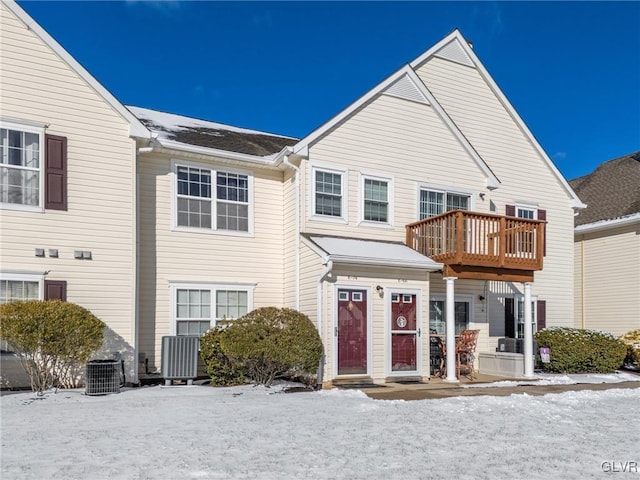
left=391, top=293, right=399, bottom=303
left=338, top=291, right=349, bottom=301
left=402, top=294, right=413, bottom=303
left=352, top=292, right=363, bottom=302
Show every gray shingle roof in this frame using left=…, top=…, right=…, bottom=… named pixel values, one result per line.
left=569, top=152, right=640, bottom=226
left=127, top=106, right=297, bottom=158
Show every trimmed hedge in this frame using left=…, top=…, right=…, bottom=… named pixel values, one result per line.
left=534, top=327, right=627, bottom=373
left=620, top=329, right=640, bottom=368
left=219, top=307, right=323, bottom=387
left=0, top=300, right=105, bottom=393
left=199, top=326, right=246, bottom=386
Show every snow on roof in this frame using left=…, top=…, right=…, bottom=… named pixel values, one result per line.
left=127, top=106, right=297, bottom=158
left=305, top=234, right=442, bottom=270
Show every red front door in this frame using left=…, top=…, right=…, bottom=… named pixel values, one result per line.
left=337, top=289, right=367, bottom=375
left=391, top=293, right=418, bottom=372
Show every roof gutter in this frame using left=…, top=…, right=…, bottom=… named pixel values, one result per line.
left=325, top=255, right=443, bottom=271
left=574, top=213, right=640, bottom=234
left=156, top=138, right=280, bottom=166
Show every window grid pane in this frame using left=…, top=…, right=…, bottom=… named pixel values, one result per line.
left=175, top=288, right=211, bottom=336
left=420, top=190, right=444, bottom=219
left=446, top=194, right=469, bottom=212
left=176, top=166, right=212, bottom=229
left=216, top=290, right=248, bottom=323
left=315, top=171, right=342, bottom=217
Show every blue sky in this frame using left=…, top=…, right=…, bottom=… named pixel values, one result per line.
left=17, top=1, right=640, bottom=180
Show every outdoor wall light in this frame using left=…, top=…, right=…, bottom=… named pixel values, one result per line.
left=376, top=285, right=384, bottom=297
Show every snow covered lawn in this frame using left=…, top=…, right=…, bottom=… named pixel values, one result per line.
left=2, top=384, right=639, bottom=480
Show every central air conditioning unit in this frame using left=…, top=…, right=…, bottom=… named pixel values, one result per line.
left=161, top=335, right=200, bottom=386
left=497, top=337, right=517, bottom=353
left=86, top=359, right=124, bottom=395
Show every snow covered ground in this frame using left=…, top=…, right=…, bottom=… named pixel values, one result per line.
left=464, top=371, right=640, bottom=388
left=2, top=383, right=639, bottom=480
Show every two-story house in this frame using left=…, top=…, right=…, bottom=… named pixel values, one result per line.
left=131, top=32, right=583, bottom=384
left=2, top=0, right=584, bottom=386
left=0, top=0, right=149, bottom=383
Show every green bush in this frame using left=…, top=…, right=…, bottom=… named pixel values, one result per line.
left=620, top=329, right=640, bottom=368
left=0, top=300, right=105, bottom=393
left=534, top=327, right=627, bottom=374
left=199, top=326, right=246, bottom=386
left=219, top=307, right=323, bottom=387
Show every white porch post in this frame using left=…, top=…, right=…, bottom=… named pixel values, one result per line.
left=444, top=276, right=458, bottom=382
left=523, top=282, right=534, bottom=378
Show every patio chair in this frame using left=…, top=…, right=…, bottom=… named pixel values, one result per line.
left=456, top=329, right=480, bottom=380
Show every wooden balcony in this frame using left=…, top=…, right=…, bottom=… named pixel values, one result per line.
left=406, top=210, right=545, bottom=282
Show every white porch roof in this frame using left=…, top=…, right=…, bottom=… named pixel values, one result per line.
left=303, top=234, right=442, bottom=271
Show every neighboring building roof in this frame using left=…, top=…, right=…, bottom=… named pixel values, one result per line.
left=302, top=234, right=443, bottom=271
left=127, top=106, right=297, bottom=159
left=2, top=0, right=149, bottom=139
left=570, top=151, right=640, bottom=227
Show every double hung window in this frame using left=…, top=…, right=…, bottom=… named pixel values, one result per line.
left=175, top=163, right=250, bottom=233
left=172, top=284, right=253, bottom=335
left=0, top=125, right=42, bottom=208
left=362, top=176, right=391, bottom=224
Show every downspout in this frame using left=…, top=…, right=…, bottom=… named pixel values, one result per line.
left=580, top=236, right=585, bottom=329
left=316, top=259, right=333, bottom=385
left=283, top=153, right=300, bottom=310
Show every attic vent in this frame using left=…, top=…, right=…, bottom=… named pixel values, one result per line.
left=382, top=75, right=430, bottom=105
left=433, top=39, right=475, bottom=67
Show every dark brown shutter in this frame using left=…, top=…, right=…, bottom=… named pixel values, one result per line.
left=536, top=300, right=546, bottom=331
left=537, top=209, right=547, bottom=256
left=504, top=297, right=515, bottom=338
left=45, top=134, right=67, bottom=210
left=506, top=204, right=516, bottom=216
left=44, top=280, right=67, bottom=301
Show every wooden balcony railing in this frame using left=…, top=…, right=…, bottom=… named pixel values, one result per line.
left=406, top=210, right=545, bottom=276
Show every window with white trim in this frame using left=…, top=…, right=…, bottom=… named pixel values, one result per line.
left=175, top=163, right=250, bottom=233
left=0, top=125, right=42, bottom=207
left=172, top=284, right=253, bottom=335
left=516, top=206, right=537, bottom=220
left=362, top=175, right=390, bottom=224
left=0, top=273, right=43, bottom=304
left=312, top=167, right=346, bottom=219
left=429, top=296, right=472, bottom=335
left=419, top=188, right=470, bottom=219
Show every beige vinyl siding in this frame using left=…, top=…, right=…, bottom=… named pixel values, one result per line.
left=575, top=225, right=640, bottom=336
left=137, top=153, right=285, bottom=366
left=304, top=93, right=488, bottom=241
left=299, top=240, right=322, bottom=324
left=283, top=167, right=298, bottom=308
left=416, top=56, right=576, bottom=329
left=0, top=4, right=137, bottom=376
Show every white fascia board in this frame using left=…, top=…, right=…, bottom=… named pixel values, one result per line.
left=3, top=0, right=150, bottom=139
left=300, top=235, right=330, bottom=262
left=405, top=68, right=501, bottom=189
left=410, top=29, right=584, bottom=208
left=327, top=254, right=443, bottom=271
left=293, top=64, right=416, bottom=154
left=574, top=213, right=640, bottom=234
left=156, top=138, right=279, bottom=167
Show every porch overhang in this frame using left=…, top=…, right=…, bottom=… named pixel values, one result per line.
left=302, top=234, right=443, bottom=271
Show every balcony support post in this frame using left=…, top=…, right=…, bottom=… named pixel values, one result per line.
left=444, top=276, right=459, bottom=382
left=523, top=282, right=535, bottom=378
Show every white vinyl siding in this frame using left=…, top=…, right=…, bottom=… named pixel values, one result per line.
left=174, top=162, right=250, bottom=233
